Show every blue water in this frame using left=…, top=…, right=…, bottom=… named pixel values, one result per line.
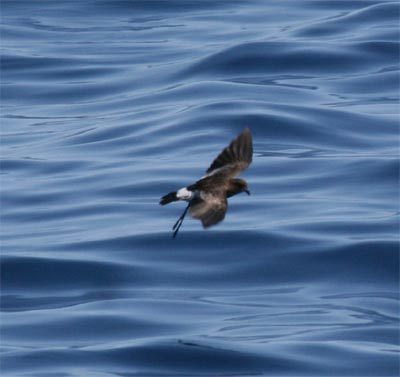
left=1, top=1, right=399, bottom=376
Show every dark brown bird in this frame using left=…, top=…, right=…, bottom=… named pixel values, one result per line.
left=160, top=128, right=253, bottom=238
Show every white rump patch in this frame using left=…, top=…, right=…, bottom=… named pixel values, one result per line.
left=176, top=187, right=193, bottom=200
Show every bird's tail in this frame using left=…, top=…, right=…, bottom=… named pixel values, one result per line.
left=160, top=191, right=178, bottom=205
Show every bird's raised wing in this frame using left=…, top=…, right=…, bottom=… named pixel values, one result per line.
left=205, top=127, right=253, bottom=178
left=189, top=192, right=227, bottom=228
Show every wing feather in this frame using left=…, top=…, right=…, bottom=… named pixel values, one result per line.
left=206, top=128, right=253, bottom=178
left=189, top=193, right=227, bottom=228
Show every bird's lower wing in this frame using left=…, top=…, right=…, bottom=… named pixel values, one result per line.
left=189, top=195, right=227, bottom=228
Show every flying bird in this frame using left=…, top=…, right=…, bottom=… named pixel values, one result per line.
left=160, top=128, right=253, bottom=238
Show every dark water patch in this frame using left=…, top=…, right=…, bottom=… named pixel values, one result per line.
left=321, top=70, right=400, bottom=95
left=1, top=290, right=132, bottom=313
left=97, top=0, right=234, bottom=14
left=3, top=80, right=132, bottom=105
left=294, top=2, right=399, bottom=39
left=182, top=40, right=399, bottom=78
left=1, top=257, right=145, bottom=292
left=2, top=337, right=397, bottom=376
left=2, top=202, right=133, bottom=224
left=1, top=54, right=80, bottom=72
left=1, top=339, right=306, bottom=376
left=1, top=158, right=92, bottom=175
left=158, top=101, right=398, bottom=153
left=51, top=232, right=398, bottom=289
left=2, top=307, right=179, bottom=346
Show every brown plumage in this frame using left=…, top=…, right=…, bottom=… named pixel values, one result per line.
left=160, top=128, right=253, bottom=237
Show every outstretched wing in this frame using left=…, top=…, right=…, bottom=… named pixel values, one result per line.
left=205, top=127, right=253, bottom=178
left=189, top=192, right=227, bottom=228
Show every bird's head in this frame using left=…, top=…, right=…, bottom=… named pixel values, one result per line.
left=228, top=178, right=250, bottom=197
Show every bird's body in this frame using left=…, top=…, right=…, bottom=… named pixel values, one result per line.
left=160, top=128, right=253, bottom=237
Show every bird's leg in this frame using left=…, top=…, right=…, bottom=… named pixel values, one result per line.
left=172, top=203, right=190, bottom=239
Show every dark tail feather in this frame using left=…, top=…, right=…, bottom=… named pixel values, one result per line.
left=160, top=191, right=178, bottom=205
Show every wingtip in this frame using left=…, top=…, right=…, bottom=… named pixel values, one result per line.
left=240, top=127, right=253, bottom=163
left=241, top=127, right=253, bottom=146
left=242, top=127, right=252, bottom=136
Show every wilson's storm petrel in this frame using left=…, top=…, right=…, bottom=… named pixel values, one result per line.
left=160, top=128, right=253, bottom=238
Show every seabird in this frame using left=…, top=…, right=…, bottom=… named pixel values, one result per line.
left=160, top=128, right=253, bottom=238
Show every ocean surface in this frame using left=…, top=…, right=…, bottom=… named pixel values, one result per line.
left=1, top=1, right=399, bottom=376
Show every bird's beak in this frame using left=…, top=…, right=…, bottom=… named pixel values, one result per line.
left=245, top=190, right=250, bottom=195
